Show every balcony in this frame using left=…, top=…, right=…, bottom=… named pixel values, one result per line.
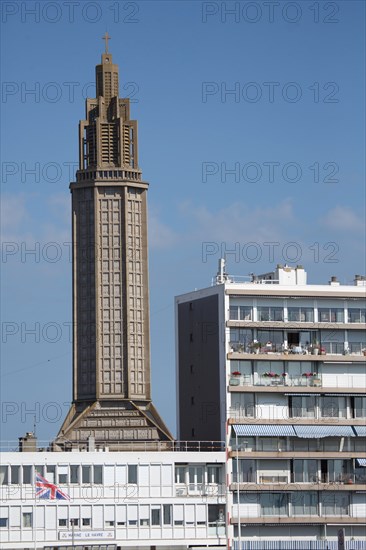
left=231, top=471, right=365, bottom=487
left=229, top=341, right=366, bottom=358
left=228, top=373, right=323, bottom=388
left=228, top=350, right=366, bottom=362
left=230, top=516, right=363, bottom=525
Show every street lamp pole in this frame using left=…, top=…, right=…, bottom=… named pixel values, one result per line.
left=236, top=432, right=241, bottom=549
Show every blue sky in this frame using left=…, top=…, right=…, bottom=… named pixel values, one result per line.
left=1, top=0, right=365, bottom=443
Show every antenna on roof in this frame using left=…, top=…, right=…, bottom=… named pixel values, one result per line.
left=216, top=258, right=229, bottom=284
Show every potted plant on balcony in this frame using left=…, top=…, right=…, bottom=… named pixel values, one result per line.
left=250, top=341, right=261, bottom=354
left=312, top=342, right=320, bottom=355
left=362, top=348, right=366, bottom=357
left=320, top=347, right=327, bottom=355
left=229, top=371, right=241, bottom=386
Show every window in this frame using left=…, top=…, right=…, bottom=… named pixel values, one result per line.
left=347, top=329, right=366, bottom=353
left=58, top=519, right=67, bottom=527
left=260, top=493, right=288, bottom=516
left=175, top=466, right=186, bottom=484
left=208, top=504, right=225, bottom=524
left=239, top=306, right=252, bottom=320
left=322, top=492, right=349, bottom=516
left=82, top=518, right=91, bottom=526
left=288, top=307, right=314, bottom=322
left=0, top=518, right=8, bottom=527
left=163, top=504, right=172, bottom=525
left=207, top=466, right=221, bottom=484
left=70, top=518, right=79, bottom=527
left=292, top=492, right=318, bottom=516
left=320, top=329, right=345, bottom=354
left=293, top=460, right=318, bottom=483
left=229, top=306, right=252, bottom=320
left=174, top=505, right=184, bottom=526
left=257, top=330, right=284, bottom=351
left=229, top=306, right=238, bottom=320
left=348, top=308, right=366, bottom=323
left=70, top=465, right=79, bottom=484
left=105, top=520, right=115, bottom=527
left=23, top=466, right=32, bottom=485
left=22, top=513, right=33, bottom=528
left=354, top=397, right=366, bottom=418
left=321, top=396, right=346, bottom=418
left=188, top=466, right=203, bottom=491
left=290, top=396, right=316, bottom=418
left=319, top=308, right=344, bottom=323
left=151, top=508, right=161, bottom=526
left=82, top=466, right=91, bottom=484
left=46, top=465, right=56, bottom=483
left=229, top=328, right=253, bottom=351
left=35, top=466, right=44, bottom=478
left=10, top=466, right=20, bottom=485
left=234, top=459, right=255, bottom=483
left=257, top=307, right=284, bottom=322
left=128, top=465, right=137, bottom=484
left=0, top=466, right=8, bottom=485
left=93, top=465, right=103, bottom=484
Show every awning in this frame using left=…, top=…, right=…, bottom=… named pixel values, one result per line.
left=354, top=426, right=366, bottom=437
left=324, top=393, right=366, bottom=397
left=356, top=458, right=366, bottom=467
left=284, top=393, right=320, bottom=396
left=233, top=425, right=296, bottom=437
left=293, top=425, right=355, bottom=438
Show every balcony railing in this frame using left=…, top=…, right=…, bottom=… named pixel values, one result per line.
left=228, top=407, right=351, bottom=420
left=228, top=374, right=322, bottom=387
left=232, top=440, right=366, bottom=453
left=0, top=440, right=226, bottom=453
left=229, top=342, right=366, bottom=356
left=232, top=469, right=366, bottom=485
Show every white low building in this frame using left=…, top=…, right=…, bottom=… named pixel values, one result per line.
left=0, top=448, right=226, bottom=549
left=175, top=263, right=366, bottom=548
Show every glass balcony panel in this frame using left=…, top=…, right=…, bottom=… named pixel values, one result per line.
left=354, top=397, right=366, bottom=418
left=239, top=307, right=252, bottom=321
left=322, top=493, right=350, bottom=516
left=260, top=493, right=288, bottom=516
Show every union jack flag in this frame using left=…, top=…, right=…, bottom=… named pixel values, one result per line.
left=35, top=471, right=70, bottom=500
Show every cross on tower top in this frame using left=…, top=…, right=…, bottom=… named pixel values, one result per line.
left=102, top=32, right=111, bottom=53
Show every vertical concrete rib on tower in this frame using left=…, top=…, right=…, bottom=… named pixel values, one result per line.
left=54, top=49, right=172, bottom=449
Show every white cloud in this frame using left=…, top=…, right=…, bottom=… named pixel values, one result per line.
left=180, top=198, right=295, bottom=244
left=322, top=206, right=365, bottom=233
left=0, top=194, right=29, bottom=235
left=149, top=213, right=178, bottom=249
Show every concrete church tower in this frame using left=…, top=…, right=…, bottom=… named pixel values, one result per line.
left=55, top=36, right=172, bottom=449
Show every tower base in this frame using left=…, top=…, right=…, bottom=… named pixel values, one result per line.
left=53, top=400, right=173, bottom=451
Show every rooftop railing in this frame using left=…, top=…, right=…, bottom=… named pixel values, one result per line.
left=0, top=440, right=226, bottom=453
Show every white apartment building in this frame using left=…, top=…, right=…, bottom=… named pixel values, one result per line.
left=0, top=446, right=226, bottom=549
left=175, top=263, right=366, bottom=548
